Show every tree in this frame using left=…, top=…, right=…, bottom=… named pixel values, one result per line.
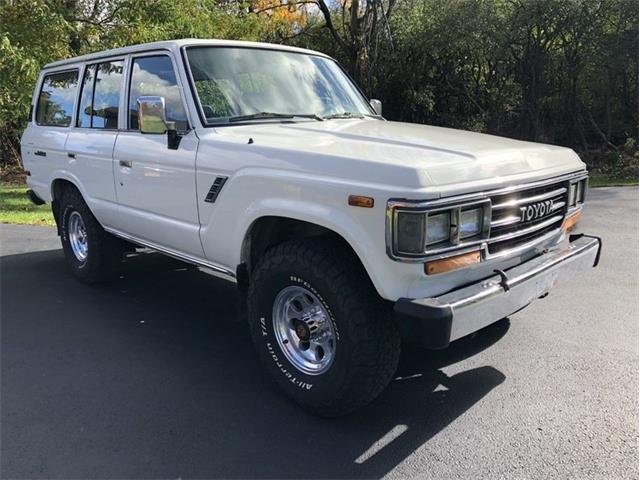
left=0, top=0, right=637, bottom=176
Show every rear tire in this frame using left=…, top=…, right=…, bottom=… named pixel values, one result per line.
left=247, top=238, right=401, bottom=417
left=59, top=188, right=123, bottom=283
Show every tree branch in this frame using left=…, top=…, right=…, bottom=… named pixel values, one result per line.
left=316, top=0, right=349, bottom=54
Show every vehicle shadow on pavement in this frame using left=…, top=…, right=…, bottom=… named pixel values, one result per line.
left=2, top=248, right=507, bottom=479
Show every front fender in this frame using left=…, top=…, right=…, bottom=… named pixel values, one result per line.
left=198, top=170, right=425, bottom=300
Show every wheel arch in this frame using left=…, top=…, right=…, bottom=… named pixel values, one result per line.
left=50, top=177, right=82, bottom=234
left=51, top=177, right=80, bottom=200
left=238, top=216, right=373, bottom=294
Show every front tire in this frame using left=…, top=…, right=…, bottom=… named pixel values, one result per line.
left=59, top=188, right=123, bottom=283
left=247, top=238, right=401, bottom=417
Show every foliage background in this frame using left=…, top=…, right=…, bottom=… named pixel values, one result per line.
left=1, top=0, right=637, bottom=180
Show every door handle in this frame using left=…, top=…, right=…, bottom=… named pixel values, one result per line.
left=67, top=152, right=76, bottom=159
left=34, top=150, right=46, bottom=157
left=119, top=160, right=132, bottom=168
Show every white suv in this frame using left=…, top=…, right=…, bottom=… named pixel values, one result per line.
left=21, top=39, right=601, bottom=416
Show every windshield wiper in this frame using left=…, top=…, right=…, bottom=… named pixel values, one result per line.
left=323, top=112, right=365, bottom=120
left=228, top=112, right=323, bottom=123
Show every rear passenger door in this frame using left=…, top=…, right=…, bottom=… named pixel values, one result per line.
left=65, top=60, right=124, bottom=228
left=112, top=53, right=203, bottom=258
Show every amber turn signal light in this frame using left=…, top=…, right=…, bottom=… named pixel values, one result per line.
left=425, top=251, right=481, bottom=275
left=348, top=195, right=374, bottom=208
left=562, top=210, right=582, bottom=233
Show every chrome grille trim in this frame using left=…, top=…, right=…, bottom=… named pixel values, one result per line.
left=490, top=201, right=565, bottom=228
left=491, top=187, right=567, bottom=210
left=385, top=170, right=588, bottom=263
left=487, top=180, right=572, bottom=255
left=489, top=214, right=564, bottom=243
left=491, top=215, right=521, bottom=228
left=485, top=226, right=562, bottom=260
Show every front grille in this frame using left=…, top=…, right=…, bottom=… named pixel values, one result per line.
left=487, top=181, right=568, bottom=255
left=387, top=172, right=587, bottom=261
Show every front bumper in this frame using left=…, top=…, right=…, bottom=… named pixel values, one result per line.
left=394, top=234, right=602, bottom=349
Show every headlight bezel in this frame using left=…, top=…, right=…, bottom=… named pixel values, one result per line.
left=390, top=199, right=492, bottom=259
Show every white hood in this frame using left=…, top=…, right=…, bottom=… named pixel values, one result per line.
left=204, top=118, right=585, bottom=193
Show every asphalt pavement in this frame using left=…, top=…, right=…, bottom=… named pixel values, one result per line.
left=1, top=187, right=638, bottom=479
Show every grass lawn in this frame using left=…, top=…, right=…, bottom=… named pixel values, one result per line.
left=0, top=183, right=55, bottom=226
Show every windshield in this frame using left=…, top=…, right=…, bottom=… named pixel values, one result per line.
left=185, top=47, right=375, bottom=124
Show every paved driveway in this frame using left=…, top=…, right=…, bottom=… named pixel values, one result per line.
left=1, top=187, right=637, bottom=479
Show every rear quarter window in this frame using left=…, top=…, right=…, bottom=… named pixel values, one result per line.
left=36, top=70, right=79, bottom=127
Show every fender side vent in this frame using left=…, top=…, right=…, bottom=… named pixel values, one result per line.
left=204, top=176, right=228, bottom=203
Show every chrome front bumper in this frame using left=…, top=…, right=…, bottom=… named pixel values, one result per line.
left=394, top=234, right=602, bottom=349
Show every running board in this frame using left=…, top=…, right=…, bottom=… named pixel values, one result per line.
left=104, top=227, right=237, bottom=283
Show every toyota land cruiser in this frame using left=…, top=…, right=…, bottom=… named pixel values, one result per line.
left=21, top=39, right=601, bottom=416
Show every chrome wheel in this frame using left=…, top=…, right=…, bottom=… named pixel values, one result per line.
left=68, top=211, right=88, bottom=262
left=272, top=285, right=336, bottom=375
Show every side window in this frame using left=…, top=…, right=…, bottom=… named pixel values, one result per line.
left=76, top=60, right=123, bottom=129
left=77, top=65, right=95, bottom=128
left=129, top=55, right=188, bottom=131
left=36, top=70, right=79, bottom=127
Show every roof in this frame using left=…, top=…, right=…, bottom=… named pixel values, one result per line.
left=44, top=38, right=331, bottom=69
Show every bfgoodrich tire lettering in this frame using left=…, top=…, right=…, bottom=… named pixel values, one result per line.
left=60, top=188, right=123, bottom=283
left=247, top=238, right=401, bottom=417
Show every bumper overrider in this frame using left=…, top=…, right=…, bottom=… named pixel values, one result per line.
left=394, top=234, right=602, bottom=349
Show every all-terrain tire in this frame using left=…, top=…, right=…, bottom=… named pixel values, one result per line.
left=247, top=238, right=401, bottom=417
left=59, top=187, right=124, bottom=283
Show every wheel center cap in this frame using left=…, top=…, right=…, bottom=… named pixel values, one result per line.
left=294, top=321, right=310, bottom=340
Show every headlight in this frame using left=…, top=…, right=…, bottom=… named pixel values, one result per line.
left=460, top=208, right=483, bottom=239
left=426, top=212, right=450, bottom=245
left=391, top=200, right=490, bottom=257
left=396, top=212, right=425, bottom=254
left=576, top=179, right=586, bottom=203
left=568, top=178, right=587, bottom=208
left=568, top=183, right=577, bottom=207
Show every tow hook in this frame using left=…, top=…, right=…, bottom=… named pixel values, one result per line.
left=493, top=269, right=511, bottom=292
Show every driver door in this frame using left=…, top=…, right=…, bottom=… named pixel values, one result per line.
left=113, top=53, right=204, bottom=258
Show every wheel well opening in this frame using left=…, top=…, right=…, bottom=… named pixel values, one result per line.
left=238, top=217, right=362, bottom=287
left=50, top=179, right=78, bottom=234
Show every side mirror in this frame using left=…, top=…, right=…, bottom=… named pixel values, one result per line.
left=138, top=96, right=168, bottom=134
left=137, top=96, right=182, bottom=150
left=370, top=99, right=382, bottom=116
